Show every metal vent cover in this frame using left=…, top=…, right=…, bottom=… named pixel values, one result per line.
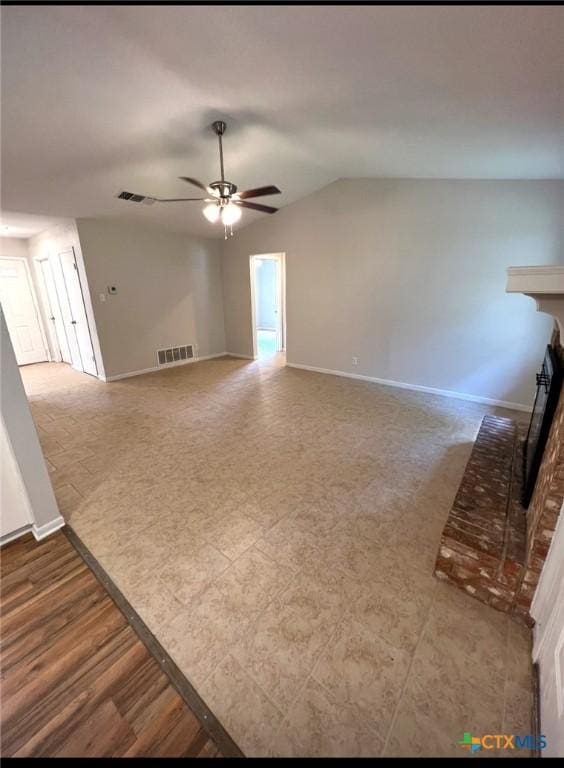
left=116, top=191, right=155, bottom=205
left=157, top=344, right=194, bottom=366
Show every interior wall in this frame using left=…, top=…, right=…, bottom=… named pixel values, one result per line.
left=28, top=220, right=106, bottom=377
left=222, top=179, right=563, bottom=408
left=0, top=306, right=63, bottom=538
left=76, top=219, right=226, bottom=378
left=0, top=236, right=29, bottom=259
left=1, top=415, right=33, bottom=541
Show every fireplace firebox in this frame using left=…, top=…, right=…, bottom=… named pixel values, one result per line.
left=522, top=344, right=562, bottom=508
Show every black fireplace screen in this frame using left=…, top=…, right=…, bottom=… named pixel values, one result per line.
left=522, top=345, right=562, bottom=508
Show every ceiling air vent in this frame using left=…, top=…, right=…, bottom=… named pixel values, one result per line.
left=116, top=191, right=155, bottom=205
left=157, top=344, right=194, bottom=367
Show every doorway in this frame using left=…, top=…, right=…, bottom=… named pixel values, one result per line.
left=35, top=248, right=97, bottom=377
left=0, top=257, right=48, bottom=365
left=250, top=253, right=285, bottom=359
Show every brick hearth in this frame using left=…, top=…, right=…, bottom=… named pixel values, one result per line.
left=436, top=327, right=564, bottom=625
left=434, top=415, right=529, bottom=622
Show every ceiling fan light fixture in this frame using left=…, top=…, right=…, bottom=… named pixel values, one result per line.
left=118, top=121, right=280, bottom=237
left=221, top=202, right=242, bottom=226
left=203, top=203, right=220, bottom=222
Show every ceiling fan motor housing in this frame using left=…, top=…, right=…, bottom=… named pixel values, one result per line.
left=212, top=120, right=227, bottom=136
left=209, top=180, right=237, bottom=202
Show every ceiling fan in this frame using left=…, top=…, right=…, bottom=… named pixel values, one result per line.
left=117, top=120, right=281, bottom=238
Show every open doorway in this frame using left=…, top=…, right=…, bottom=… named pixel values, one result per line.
left=250, top=253, right=285, bottom=359
left=0, top=218, right=100, bottom=379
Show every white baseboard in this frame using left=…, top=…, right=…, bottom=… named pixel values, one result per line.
left=32, top=516, right=65, bottom=541
left=100, top=352, right=228, bottom=382
left=286, top=362, right=531, bottom=413
left=0, top=524, right=33, bottom=547
left=225, top=352, right=256, bottom=360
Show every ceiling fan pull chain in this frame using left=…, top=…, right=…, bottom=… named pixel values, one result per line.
left=230, top=224, right=234, bottom=237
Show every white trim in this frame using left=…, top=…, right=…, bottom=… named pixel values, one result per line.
left=507, top=264, right=564, bottom=279
left=32, top=516, right=65, bottom=541
left=531, top=501, right=564, bottom=659
left=0, top=524, right=33, bottom=547
left=99, top=352, right=228, bottom=382
left=249, top=253, right=286, bottom=359
left=225, top=352, right=255, bottom=360
left=286, top=362, right=532, bottom=412
left=506, top=265, right=564, bottom=336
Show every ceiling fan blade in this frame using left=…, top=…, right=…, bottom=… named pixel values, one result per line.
left=236, top=185, right=281, bottom=200
left=235, top=200, right=278, bottom=214
left=156, top=197, right=208, bottom=202
left=178, top=176, right=209, bottom=192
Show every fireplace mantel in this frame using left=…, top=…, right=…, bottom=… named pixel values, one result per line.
left=506, top=265, right=564, bottom=336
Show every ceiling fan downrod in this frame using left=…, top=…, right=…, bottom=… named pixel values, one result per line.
left=212, top=121, right=226, bottom=183
left=209, top=121, right=237, bottom=201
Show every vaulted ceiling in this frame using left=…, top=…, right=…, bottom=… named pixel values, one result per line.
left=2, top=5, right=563, bottom=238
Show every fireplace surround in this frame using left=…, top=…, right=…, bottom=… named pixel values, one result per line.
left=435, top=267, right=564, bottom=624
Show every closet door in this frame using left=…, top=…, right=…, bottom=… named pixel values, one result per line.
left=39, top=258, right=71, bottom=364
left=49, top=253, right=82, bottom=371
left=57, top=248, right=97, bottom=377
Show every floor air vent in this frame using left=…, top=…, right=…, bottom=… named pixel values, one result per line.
left=157, top=345, right=194, bottom=366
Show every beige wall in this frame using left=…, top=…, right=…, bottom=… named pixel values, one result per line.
left=76, top=219, right=226, bottom=378
left=222, top=179, right=563, bottom=408
left=0, top=237, right=29, bottom=259
left=1, top=307, right=63, bottom=539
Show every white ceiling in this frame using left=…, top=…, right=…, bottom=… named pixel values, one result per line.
left=0, top=212, right=65, bottom=239
left=2, top=6, right=563, bottom=239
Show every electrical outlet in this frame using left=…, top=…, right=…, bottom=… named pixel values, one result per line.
left=352, top=356, right=359, bottom=366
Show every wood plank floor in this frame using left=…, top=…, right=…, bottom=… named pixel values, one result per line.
left=0, top=531, right=233, bottom=757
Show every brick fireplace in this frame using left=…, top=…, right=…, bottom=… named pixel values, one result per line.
left=435, top=267, right=564, bottom=625
left=516, top=328, right=564, bottom=620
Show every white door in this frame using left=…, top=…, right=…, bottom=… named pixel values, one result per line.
left=0, top=258, right=47, bottom=365
left=273, top=257, right=283, bottom=352
left=531, top=502, right=564, bottom=757
left=39, top=258, right=71, bottom=364
left=49, top=253, right=82, bottom=370
left=57, top=249, right=97, bottom=377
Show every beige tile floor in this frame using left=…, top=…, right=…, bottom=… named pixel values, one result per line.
left=21, top=355, right=533, bottom=757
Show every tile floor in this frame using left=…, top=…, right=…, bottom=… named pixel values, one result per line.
left=20, top=355, right=533, bottom=757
